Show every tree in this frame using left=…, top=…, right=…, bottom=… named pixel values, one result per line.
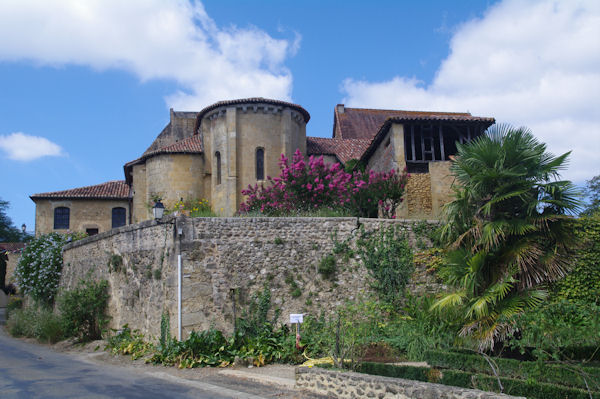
left=0, top=198, right=26, bottom=243
left=580, top=174, right=600, bottom=217
left=432, top=124, right=581, bottom=350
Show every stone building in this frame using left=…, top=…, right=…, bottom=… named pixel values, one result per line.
left=31, top=98, right=494, bottom=235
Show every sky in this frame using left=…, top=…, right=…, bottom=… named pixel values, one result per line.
left=0, top=0, right=598, bottom=232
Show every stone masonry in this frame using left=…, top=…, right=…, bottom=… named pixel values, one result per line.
left=61, top=216, right=443, bottom=339
left=295, top=367, right=525, bottom=399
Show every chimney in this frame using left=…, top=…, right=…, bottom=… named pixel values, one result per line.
left=336, top=104, right=345, bottom=114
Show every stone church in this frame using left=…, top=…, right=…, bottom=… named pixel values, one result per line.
left=31, top=98, right=494, bottom=236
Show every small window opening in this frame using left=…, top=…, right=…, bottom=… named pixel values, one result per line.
left=112, top=207, right=126, bottom=228
left=86, top=228, right=99, bottom=236
left=215, top=151, right=222, bottom=185
left=256, top=147, right=264, bottom=180
left=54, top=207, right=70, bottom=230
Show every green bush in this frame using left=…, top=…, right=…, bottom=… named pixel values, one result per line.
left=15, top=233, right=69, bottom=305
left=357, top=225, right=413, bottom=306
left=424, top=349, right=600, bottom=390
left=318, top=255, right=336, bottom=279
left=7, top=306, right=64, bottom=343
left=441, top=369, right=600, bottom=399
left=58, top=279, right=110, bottom=341
left=354, top=361, right=600, bottom=399
left=554, top=217, right=600, bottom=304
left=506, top=300, right=600, bottom=362
left=106, top=325, right=152, bottom=360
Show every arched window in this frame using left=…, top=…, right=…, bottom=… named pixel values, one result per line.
left=54, top=207, right=70, bottom=230
left=112, top=207, right=126, bottom=228
left=215, top=151, right=221, bottom=185
left=256, top=147, right=264, bottom=180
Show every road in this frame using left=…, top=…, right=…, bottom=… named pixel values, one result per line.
left=0, top=329, right=299, bottom=399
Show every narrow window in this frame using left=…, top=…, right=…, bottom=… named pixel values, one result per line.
left=54, top=207, right=70, bottom=230
left=215, top=151, right=221, bottom=185
left=86, top=228, right=99, bottom=236
left=112, top=207, right=126, bottom=228
left=256, top=147, right=264, bottom=180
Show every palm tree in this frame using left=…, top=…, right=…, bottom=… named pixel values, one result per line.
left=432, top=124, right=580, bottom=350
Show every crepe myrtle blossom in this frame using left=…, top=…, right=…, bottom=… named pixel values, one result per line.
left=240, top=149, right=408, bottom=217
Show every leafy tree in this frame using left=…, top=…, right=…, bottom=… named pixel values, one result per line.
left=580, top=174, right=600, bottom=217
left=432, top=124, right=581, bottom=350
left=0, top=198, right=26, bottom=243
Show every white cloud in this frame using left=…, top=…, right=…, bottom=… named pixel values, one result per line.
left=342, top=0, right=600, bottom=183
left=0, top=0, right=295, bottom=110
left=0, top=132, right=64, bottom=161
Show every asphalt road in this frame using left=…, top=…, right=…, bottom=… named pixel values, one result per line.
left=0, top=329, right=271, bottom=399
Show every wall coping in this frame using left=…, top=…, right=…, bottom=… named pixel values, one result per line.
left=62, top=216, right=441, bottom=251
left=295, top=367, right=525, bottom=399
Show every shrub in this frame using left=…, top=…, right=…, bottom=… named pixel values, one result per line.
left=7, top=306, right=64, bottom=343
left=15, top=233, right=69, bottom=305
left=553, top=217, right=600, bottom=304
left=357, top=225, right=413, bottom=306
left=170, top=198, right=216, bottom=217
left=239, top=149, right=408, bottom=218
left=106, top=325, right=152, bottom=360
left=424, top=349, right=600, bottom=390
left=318, top=255, right=337, bottom=279
left=58, top=279, right=110, bottom=341
left=505, top=300, right=600, bottom=362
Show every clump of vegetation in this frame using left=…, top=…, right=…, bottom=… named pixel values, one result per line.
left=432, top=124, right=581, bottom=350
left=58, top=278, right=110, bottom=341
left=15, top=233, right=72, bottom=305
left=239, top=149, right=408, bottom=218
left=274, top=237, right=284, bottom=245
left=318, top=255, right=337, bottom=280
left=7, top=306, right=64, bottom=343
left=153, top=269, right=162, bottom=280
left=108, top=254, right=123, bottom=273
left=171, top=197, right=216, bottom=217
left=356, top=225, right=414, bottom=307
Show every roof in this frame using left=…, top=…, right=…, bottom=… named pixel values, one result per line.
left=307, top=137, right=372, bottom=164
left=30, top=180, right=131, bottom=201
left=195, top=97, right=310, bottom=130
left=359, top=113, right=495, bottom=163
left=333, top=106, right=492, bottom=140
left=125, top=135, right=203, bottom=169
left=0, top=242, right=25, bottom=252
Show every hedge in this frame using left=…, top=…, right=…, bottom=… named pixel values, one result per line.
left=423, top=350, right=600, bottom=390
left=356, top=362, right=600, bottom=399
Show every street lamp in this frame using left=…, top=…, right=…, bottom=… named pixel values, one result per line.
left=152, top=200, right=165, bottom=220
left=21, top=223, right=26, bottom=233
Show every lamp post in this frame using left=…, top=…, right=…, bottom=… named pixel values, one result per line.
left=21, top=224, right=26, bottom=233
left=152, top=200, right=165, bottom=220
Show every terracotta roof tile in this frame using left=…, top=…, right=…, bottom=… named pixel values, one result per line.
left=334, top=106, right=492, bottom=140
left=307, top=137, right=371, bottom=164
left=30, top=180, right=130, bottom=200
left=125, top=135, right=203, bottom=169
left=0, top=242, right=25, bottom=252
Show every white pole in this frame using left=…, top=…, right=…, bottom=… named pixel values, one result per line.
left=178, top=254, right=182, bottom=341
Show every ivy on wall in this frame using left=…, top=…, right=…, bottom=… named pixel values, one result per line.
left=553, top=216, right=600, bottom=304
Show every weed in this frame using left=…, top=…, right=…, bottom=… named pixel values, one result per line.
left=318, top=255, right=337, bottom=280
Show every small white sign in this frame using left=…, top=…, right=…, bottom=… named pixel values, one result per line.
left=289, top=313, right=304, bottom=323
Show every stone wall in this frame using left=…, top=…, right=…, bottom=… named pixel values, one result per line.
left=295, top=367, right=525, bottom=399
left=4, top=249, right=21, bottom=285
left=33, top=198, right=130, bottom=236
left=61, top=217, right=443, bottom=339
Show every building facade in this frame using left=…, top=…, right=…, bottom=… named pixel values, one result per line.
left=31, top=98, right=494, bottom=235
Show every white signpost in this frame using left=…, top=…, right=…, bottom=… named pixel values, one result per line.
left=289, top=313, right=304, bottom=324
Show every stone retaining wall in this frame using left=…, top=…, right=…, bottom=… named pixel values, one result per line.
left=295, top=367, right=525, bottom=399
left=61, top=216, right=443, bottom=339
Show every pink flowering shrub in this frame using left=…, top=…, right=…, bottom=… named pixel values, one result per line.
left=239, top=149, right=409, bottom=218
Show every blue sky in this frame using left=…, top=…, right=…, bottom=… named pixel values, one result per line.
left=0, top=0, right=598, bottom=232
